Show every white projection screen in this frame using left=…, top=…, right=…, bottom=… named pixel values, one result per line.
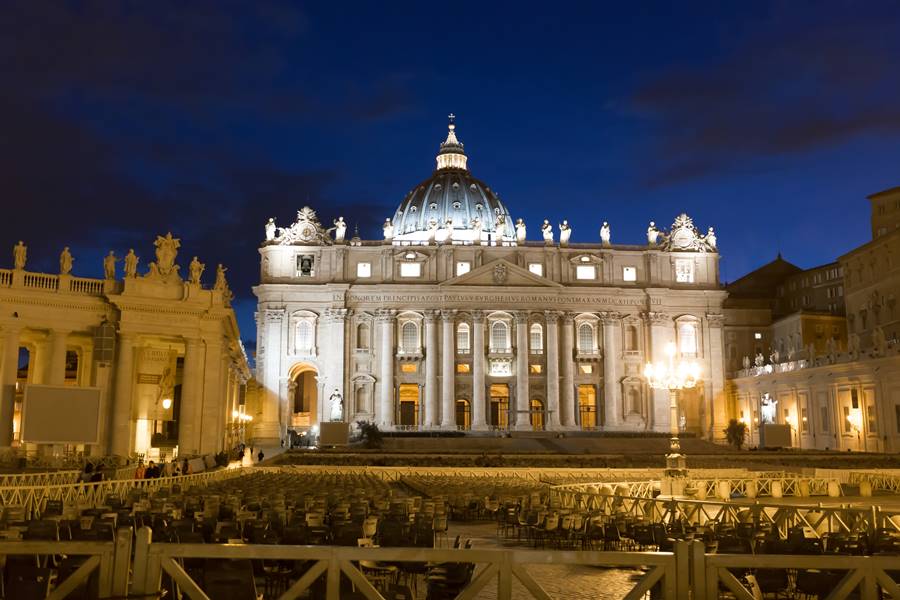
left=21, top=385, right=101, bottom=444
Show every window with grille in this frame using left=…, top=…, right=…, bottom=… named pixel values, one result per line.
left=529, top=323, right=543, bottom=352
left=401, top=322, right=419, bottom=352
left=490, top=321, right=509, bottom=352
left=456, top=323, right=470, bottom=353
left=578, top=323, right=594, bottom=352
left=296, top=320, right=314, bottom=354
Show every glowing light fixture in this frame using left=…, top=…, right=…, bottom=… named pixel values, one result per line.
left=161, top=398, right=172, bottom=410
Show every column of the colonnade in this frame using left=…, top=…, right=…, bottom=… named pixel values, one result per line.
left=440, top=310, right=456, bottom=430
left=0, top=326, right=22, bottom=445
left=601, top=312, right=621, bottom=428
left=110, top=333, right=136, bottom=457
left=376, top=309, right=395, bottom=429
left=47, top=329, right=69, bottom=385
left=199, top=338, right=223, bottom=454
left=471, top=311, right=487, bottom=430
left=178, top=337, right=203, bottom=455
left=545, top=311, right=561, bottom=429
left=514, top=312, right=530, bottom=431
left=424, top=311, right=438, bottom=428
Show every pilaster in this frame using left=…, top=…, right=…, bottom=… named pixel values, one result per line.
left=440, top=310, right=457, bottom=430
left=560, top=313, right=576, bottom=428
left=0, top=326, right=22, bottom=446
left=423, top=310, right=439, bottom=428
left=514, top=312, right=530, bottom=431
left=545, top=310, right=561, bottom=429
left=471, top=310, right=487, bottom=430
left=600, top=311, right=621, bottom=428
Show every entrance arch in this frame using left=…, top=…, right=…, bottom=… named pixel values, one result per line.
left=289, top=363, right=318, bottom=428
left=456, top=399, right=470, bottom=430
left=398, top=384, right=420, bottom=429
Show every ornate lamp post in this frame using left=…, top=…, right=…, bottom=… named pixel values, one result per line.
left=644, top=342, right=701, bottom=498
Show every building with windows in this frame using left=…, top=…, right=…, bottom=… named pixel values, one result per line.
left=253, top=119, right=727, bottom=443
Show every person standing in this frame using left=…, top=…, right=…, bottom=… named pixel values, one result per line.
left=134, top=460, right=146, bottom=480
left=257, top=450, right=265, bottom=463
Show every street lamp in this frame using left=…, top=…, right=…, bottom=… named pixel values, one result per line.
left=644, top=342, right=701, bottom=497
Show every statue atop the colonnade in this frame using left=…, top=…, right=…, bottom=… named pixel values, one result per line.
left=515, top=218, right=526, bottom=244
left=214, top=264, right=228, bottom=291
left=59, top=247, right=73, bottom=275
left=541, top=219, right=553, bottom=245
left=647, top=222, right=660, bottom=245
left=559, top=220, right=571, bottom=247
left=189, top=256, right=205, bottom=285
left=329, top=388, right=343, bottom=422
left=124, top=249, right=138, bottom=278
left=600, top=221, right=611, bottom=247
left=332, top=216, right=347, bottom=243
left=872, top=326, right=887, bottom=357
left=103, top=251, right=118, bottom=280
left=13, top=241, right=26, bottom=270
left=265, top=218, right=277, bottom=242
left=383, top=218, right=394, bottom=242
left=152, top=233, right=181, bottom=277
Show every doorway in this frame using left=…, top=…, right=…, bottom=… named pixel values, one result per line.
left=579, top=384, right=598, bottom=430
left=455, top=399, right=470, bottom=430
left=490, top=383, right=510, bottom=429
left=291, top=366, right=318, bottom=428
left=398, top=384, right=420, bottom=428
left=530, top=398, right=544, bottom=431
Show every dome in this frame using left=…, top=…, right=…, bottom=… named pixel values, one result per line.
left=391, top=117, right=515, bottom=244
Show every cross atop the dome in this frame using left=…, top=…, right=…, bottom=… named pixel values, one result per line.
left=448, top=113, right=455, bottom=125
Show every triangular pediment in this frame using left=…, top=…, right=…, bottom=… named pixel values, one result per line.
left=440, top=259, right=562, bottom=288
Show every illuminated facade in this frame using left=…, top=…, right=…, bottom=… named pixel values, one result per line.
left=253, top=119, right=728, bottom=442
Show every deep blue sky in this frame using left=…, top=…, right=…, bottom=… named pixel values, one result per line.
left=3, top=1, right=900, bottom=355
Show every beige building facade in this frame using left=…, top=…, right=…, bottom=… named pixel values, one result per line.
left=0, top=235, right=250, bottom=459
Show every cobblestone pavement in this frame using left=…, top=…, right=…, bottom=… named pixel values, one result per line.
left=407, top=521, right=650, bottom=600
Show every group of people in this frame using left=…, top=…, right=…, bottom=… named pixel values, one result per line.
left=133, top=458, right=193, bottom=479
left=78, top=463, right=104, bottom=483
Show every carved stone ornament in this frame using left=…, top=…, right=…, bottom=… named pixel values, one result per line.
left=493, top=263, right=509, bottom=285
left=659, top=214, right=716, bottom=252
left=272, top=207, right=330, bottom=246
left=644, top=311, right=671, bottom=325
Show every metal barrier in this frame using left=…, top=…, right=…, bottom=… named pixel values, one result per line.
left=0, top=470, right=81, bottom=488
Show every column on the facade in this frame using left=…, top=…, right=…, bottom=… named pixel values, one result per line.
left=440, top=310, right=456, bottom=429
left=32, top=339, right=50, bottom=385
left=257, top=309, right=284, bottom=443
left=178, top=337, right=203, bottom=455
left=376, top=309, right=395, bottom=429
left=423, top=311, right=438, bottom=428
left=647, top=312, right=674, bottom=432
left=706, top=313, right=727, bottom=441
left=47, top=329, right=69, bottom=386
left=216, top=353, right=230, bottom=452
left=514, top=312, right=530, bottom=431
left=110, top=333, right=136, bottom=457
left=560, top=313, right=576, bottom=428
left=545, top=311, right=561, bottom=429
left=471, top=311, right=487, bottom=430
left=601, top=312, right=621, bottom=428
left=78, top=344, right=93, bottom=387
left=0, top=326, right=22, bottom=446
left=325, top=309, right=348, bottom=416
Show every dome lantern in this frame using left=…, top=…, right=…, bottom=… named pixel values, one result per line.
left=435, top=113, right=468, bottom=171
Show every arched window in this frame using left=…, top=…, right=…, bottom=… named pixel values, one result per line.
left=456, top=323, right=470, bottom=353
left=625, top=324, right=639, bottom=352
left=578, top=323, right=594, bottom=352
left=356, top=386, right=369, bottom=413
left=529, top=323, right=543, bottom=353
left=678, top=321, right=698, bottom=355
left=296, top=321, right=314, bottom=354
left=401, top=322, right=419, bottom=352
left=490, top=321, right=509, bottom=352
left=356, top=323, right=370, bottom=350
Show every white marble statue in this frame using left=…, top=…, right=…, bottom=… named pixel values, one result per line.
left=440, top=218, right=453, bottom=244
left=872, top=326, right=887, bottom=357
left=333, top=217, right=347, bottom=243
left=214, top=264, right=227, bottom=290
left=13, top=241, right=26, bottom=270
left=265, top=218, right=277, bottom=242
left=742, top=355, right=751, bottom=370
left=189, top=256, right=205, bottom=285
left=754, top=353, right=765, bottom=367
left=647, top=221, right=659, bottom=245
left=705, top=227, right=717, bottom=250
left=103, top=251, right=117, bottom=280
left=559, top=220, right=571, bottom=247
left=848, top=332, right=861, bottom=360
left=826, top=336, right=837, bottom=363
left=515, top=218, right=526, bottom=244
left=329, top=388, right=343, bottom=422
left=471, top=216, right=483, bottom=245
left=770, top=349, right=780, bottom=365
left=153, top=233, right=180, bottom=277
left=541, top=219, right=553, bottom=245
left=59, top=247, right=73, bottom=275
left=427, top=218, right=439, bottom=245
left=383, top=218, right=394, bottom=242
left=124, top=249, right=138, bottom=278
left=600, top=222, right=611, bottom=246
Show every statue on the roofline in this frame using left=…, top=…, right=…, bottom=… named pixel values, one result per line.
left=600, top=221, right=611, bottom=247
left=541, top=219, right=553, bottom=245
left=189, top=256, right=205, bottom=285
left=124, top=249, right=138, bottom=278
left=153, top=233, right=180, bottom=277
left=383, top=218, right=394, bottom=242
left=647, top=221, right=660, bottom=245
left=515, top=218, right=526, bottom=244
left=265, top=218, right=277, bottom=242
left=103, top=251, right=117, bottom=280
left=59, top=247, right=73, bottom=275
left=214, top=264, right=228, bottom=291
left=559, top=220, right=571, bottom=247
left=13, top=241, right=26, bottom=270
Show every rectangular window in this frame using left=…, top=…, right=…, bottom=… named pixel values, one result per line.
left=675, top=259, right=694, bottom=283
left=579, top=364, right=593, bottom=374
left=455, top=261, right=471, bottom=276
left=528, top=263, right=543, bottom=276
left=400, top=363, right=417, bottom=373
left=356, top=262, right=371, bottom=278
left=867, top=404, right=877, bottom=433
left=529, top=364, right=542, bottom=374
left=456, top=363, right=470, bottom=374
left=575, top=265, right=596, bottom=280
left=400, top=262, right=421, bottom=278
left=754, top=332, right=762, bottom=340
left=622, top=266, right=637, bottom=282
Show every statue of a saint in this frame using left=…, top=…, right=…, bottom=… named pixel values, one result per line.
left=329, top=388, right=343, bottom=422
left=440, top=218, right=453, bottom=244
left=559, top=220, right=571, bottom=247
left=787, top=341, right=796, bottom=361
left=515, top=218, right=527, bottom=244
left=807, top=342, right=816, bottom=364
left=214, top=264, right=228, bottom=291
left=705, top=227, right=717, bottom=250
left=59, top=247, right=73, bottom=275
left=770, top=349, right=780, bottom=364
left=495, top=213, right=506, bottom=237
left=754, top=353, right=764, bottom=367
left=103, top=251, right=117, bottom=280
left=647, top=221, right=659, bottom=245
left=265, top=218, right=277, bottom=242
left=189, top=256, right=205, bottom=285
left=427, top=218, right=439, bottom=245
left=333, top=217, right=347, bottom=243
left=742, top=355, right=750, bottom=370
left=872, top=326, right=887, bottom=357
left=383, top=218, right=394, bottom=242
left=847, top=332, right=861, bottom=360
left=826, top=336, right=837, bottom=363
left=471, top=216, right=482, bottom=245
left=600, top=222, right=611, bottom=246
left=541, top=219, right=553, bottom=245
left=124, top=249, right=138, bottom=278
left=153, top=233, right=181, bottom=276
left=13, top=241, right=26, bottom=270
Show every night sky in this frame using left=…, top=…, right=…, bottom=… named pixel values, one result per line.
left=4, top=1, right=900, bottom=357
